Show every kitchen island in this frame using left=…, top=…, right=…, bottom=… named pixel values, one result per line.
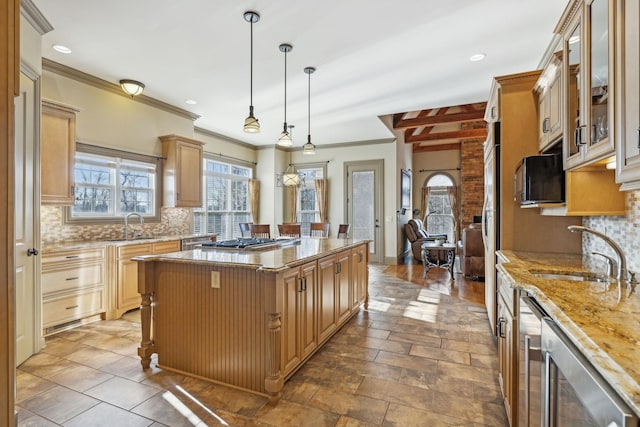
left=134, top=238, right=369, bottom=400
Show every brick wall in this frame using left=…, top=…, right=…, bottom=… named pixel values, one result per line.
left=460, top=137, right=485, bottom=231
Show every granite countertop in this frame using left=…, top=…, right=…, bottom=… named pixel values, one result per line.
left=41, top=234, right=214, bottom=253
left=134, top=237, right=368, bottom=272
left=497, top=250, right=640, bottom=416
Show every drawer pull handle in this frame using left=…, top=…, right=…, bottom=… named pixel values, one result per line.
left=65, top=255, right=79, bottom=259
left=65, top=277, right=79, bottom=281
left=65, top=305, right=79, bottom=310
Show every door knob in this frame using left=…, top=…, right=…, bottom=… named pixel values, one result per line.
left=27, top=248, right=39, bottom=256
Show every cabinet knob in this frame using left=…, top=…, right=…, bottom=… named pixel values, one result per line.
left=542, top=117, right=550, bottom=133
left=636, top=127, right=640, bottom=151
left=27, top=248, right=38, bottom=256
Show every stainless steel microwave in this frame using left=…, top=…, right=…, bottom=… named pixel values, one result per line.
left=514, top=153, right=565, bottom=205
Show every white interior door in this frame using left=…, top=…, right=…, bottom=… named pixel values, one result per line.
left=15, top=68, right=41, bottom=365
left=346, top=160, right=383, bottom=264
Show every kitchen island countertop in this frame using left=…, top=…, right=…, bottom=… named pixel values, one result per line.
left=497, top=250, right=640, bottom=416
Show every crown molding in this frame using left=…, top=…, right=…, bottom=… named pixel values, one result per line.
left=21, top=0, right=53, bottom=35
left=194, top=126, right=256, bottom=150
left=42, top=58, right=201, bottom=121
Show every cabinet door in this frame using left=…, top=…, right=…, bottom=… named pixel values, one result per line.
left=282, top=267, right=301, bottom=375
left=318, top=255, right=337, bottom=343
left=350, top=245, right=367, bottom=309
left=497, top=296, right=515, bottom=426
left=299, top=262, right=317, bottom=359
left=175, top=140, right=203, bottom=207
left=564, top=12, right=584, bottom=168
left=616, top=0, right=640, bottom=188
left=117, top=258, right=141, bottom=311
left=336, top=251, right=351, bottom=325
left=41, top=100, right=77, bottom=204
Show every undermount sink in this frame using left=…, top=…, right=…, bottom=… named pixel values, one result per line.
left=531, top=272, right=612, bottom=283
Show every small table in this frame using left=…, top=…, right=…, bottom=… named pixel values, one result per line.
left=421, top=242, right=456, bottom=278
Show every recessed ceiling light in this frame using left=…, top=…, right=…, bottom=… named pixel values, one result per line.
left=52, top=44, right=72, bottom=54
left=469, top=53, right=486, bottom=62
left=185, top=99, right=197, bottom=105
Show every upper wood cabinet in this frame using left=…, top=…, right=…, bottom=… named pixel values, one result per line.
left=159, top=134, right=204, bottom=207
left=535, top=48, right=563, bottom=153
left=615, top=0, right=640, bottom=189
left=560, top=0, right=616, bottom=170
left=41, top=99, right=79, bottom=205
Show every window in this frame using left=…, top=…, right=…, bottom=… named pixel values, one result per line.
left=194, top=157, right=253, bottom=239
left=65, top=144, right=161, bottom=224
left=295, top=166, right=324, bottom=236
left=425, top=174, right=455, bottom=242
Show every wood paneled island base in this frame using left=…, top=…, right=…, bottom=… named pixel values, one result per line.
left=134, top=238, right=369, bottom=401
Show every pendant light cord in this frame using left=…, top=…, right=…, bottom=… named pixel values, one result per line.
left=284, top=48, right=287, bottom=127
left=307, top=69, right=311, bottom=141
left=249, top=20, right=254, bottom=107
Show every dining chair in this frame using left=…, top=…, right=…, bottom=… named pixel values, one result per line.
left=337, top=224, right=350, bottom=238
left=239, top=222, right=253, bottom=238
left=250, top=224, right=271, bottom=238
left=310, top=222, right=330, bottom=238
left=278, top=223, right=301, bottom=238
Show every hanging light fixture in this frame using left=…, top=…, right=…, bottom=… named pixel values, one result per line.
left=277, top=43, right=293, bottom=146
left=276, top=163, right=305, bottom=187
left=302, top=66, right=316, bottom=155
left=119, top=79, right=145, bottom=97
left=243, top=11, right=260, bottom=133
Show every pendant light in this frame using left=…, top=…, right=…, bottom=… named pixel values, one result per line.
left=243, top=11, right=260, bottom=133
left=277, top=43, right=293, bottom=146
left=302, top=66, right=316, bottom=155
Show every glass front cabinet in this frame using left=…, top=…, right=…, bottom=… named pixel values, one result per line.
left=562, top=0, right=615, bottom=170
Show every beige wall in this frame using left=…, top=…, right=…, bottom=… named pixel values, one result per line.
left=20, top=15, right=41, bottom=74
left=195, top=128, right=258, bottom=164
left=42, top=71, right=193, bottom=156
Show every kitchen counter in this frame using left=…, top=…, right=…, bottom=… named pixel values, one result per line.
left=136, top=237, right=365, bottom=272
left=41, top=234, right=212, bottom=253
left=497, top=250, right=640, bottom=416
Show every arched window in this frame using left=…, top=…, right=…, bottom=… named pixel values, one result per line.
left=425, top=173, right=455, bottom=242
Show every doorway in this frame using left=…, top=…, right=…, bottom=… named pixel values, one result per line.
left=14, top=67, right=42, bottom=365
left=345, top=160, right=384, bottom=264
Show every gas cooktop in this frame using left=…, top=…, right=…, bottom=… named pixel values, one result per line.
left=200, top=237, right=299, bottom=250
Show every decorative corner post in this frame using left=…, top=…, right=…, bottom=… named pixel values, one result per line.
left=136, top=258, right=155, bottom=369
left=265, top=312, right=283, bottom=402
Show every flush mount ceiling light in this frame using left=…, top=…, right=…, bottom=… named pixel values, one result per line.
left=243, top=11, right=260, bottom=133
left=277, top=43, right=293, bottom=146
left=302, top=66, right=316, bottom=155
left=469, top=52, right=486, bottom=62
left=52, top=44, right=72, bottom=54
left=119, top=79, right=145, bottom=97
left=185, top=99, right=197, bottom=105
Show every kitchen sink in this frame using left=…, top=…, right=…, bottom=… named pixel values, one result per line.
left=531, top=272, right=612, bottom=283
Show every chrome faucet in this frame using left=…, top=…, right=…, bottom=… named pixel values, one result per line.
left=568, top=225, right=630, bottom=291
left=124, top=212, right=144, bottom=240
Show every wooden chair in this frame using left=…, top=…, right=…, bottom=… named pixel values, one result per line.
left=278, top=223, right=301, bottom=238
left=337, top=224, right=350, bottom=238
left=250, top=224, right=271, bottom=238
left=239, top=222, right=253, bottom=238
left=310, top=222, right=330, bottom=238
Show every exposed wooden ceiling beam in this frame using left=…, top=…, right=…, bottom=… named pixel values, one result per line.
left=413, top=143, right=460, bottom=153
left=394, top=108, right=485, bottom=130
left=404, top=127, right=487, bottom=143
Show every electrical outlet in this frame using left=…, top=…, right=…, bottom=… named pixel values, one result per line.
left=211, top=271, right=220, bottom=289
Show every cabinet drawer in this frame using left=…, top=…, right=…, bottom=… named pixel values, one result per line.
left=117, top=243, right=152, bottom=259
left=42, top=262, right=104, bottom=295
left=152, top=240, right=180, bottom=254
left=43, top=247, right=105, bottom=266
left=43, top=289, right=105, bottom=327
left=497, top=274, right=516, bottom=314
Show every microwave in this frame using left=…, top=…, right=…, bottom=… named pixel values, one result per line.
left=514, top=153, right=565, bottom=205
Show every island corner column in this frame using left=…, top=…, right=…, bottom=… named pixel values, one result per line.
left=136, top=258, right=156, bottom=369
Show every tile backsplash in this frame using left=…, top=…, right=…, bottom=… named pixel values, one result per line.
left=41, top=206, right=193, bottom=244
left=583, top=190, right=640, bottom=275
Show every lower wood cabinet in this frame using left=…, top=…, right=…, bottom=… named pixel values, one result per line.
left=497, top=271, right=517, bottom=426
left=42, top=247, right=106, bottom=335
left=350, top=244, right=368, bottom=310
left=281, top=261, right=317, bottom=376
left=109, top=240, right=180, bottom=319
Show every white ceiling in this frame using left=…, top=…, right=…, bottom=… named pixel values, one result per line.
left=32, top=0, right=569, bottom=148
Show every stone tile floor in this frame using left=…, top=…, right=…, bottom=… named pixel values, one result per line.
left=16, top=265, right=505, bottom=426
